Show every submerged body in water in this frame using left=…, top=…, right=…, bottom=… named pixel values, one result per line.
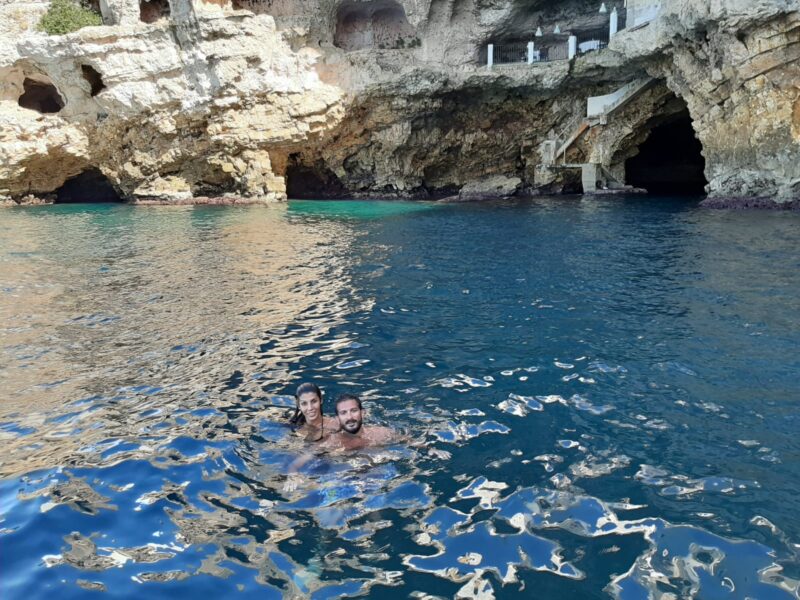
left=1, top=200, right=799, bottom=598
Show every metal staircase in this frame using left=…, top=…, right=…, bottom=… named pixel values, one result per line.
left=542, top=116, right=590, bottom=167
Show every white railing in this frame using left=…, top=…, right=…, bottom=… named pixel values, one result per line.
left=485, top=39, right=573, bottom=67
left=578, top=39, right=608, bottom=54
left=543, top=113, right=585, bottom=165
left=587, top=80, right=637, bottom=117
left=586, top=78, right=652, bottom=118
left=493, top=43, right=529, bottom=65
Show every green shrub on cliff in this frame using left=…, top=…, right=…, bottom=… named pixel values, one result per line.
left=38, top=0, right=102, bottom=35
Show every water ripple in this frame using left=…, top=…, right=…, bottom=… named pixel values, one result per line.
left=1, top=202, right=799, bottom=598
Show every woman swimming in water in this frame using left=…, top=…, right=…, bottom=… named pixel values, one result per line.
left=289, top=382, right=341, bottom=442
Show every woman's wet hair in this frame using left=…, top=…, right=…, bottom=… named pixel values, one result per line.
left=289, top=382, right=323, bottom=427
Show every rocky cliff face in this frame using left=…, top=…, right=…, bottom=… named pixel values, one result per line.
left=0, top=0, right=797, bottom=204
left=662, top=5, right=800, bottom=200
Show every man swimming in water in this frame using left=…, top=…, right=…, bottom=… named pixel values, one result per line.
left=284, top=391, right=450, bottom=491
left=326, top=393, right=396, bottom=450
left=327, top=393, right=451, bottom=459
left=283, top=392, right=394, bottom=491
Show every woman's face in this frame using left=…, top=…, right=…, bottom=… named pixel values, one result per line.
left=297, top=391, right=322, bottom=425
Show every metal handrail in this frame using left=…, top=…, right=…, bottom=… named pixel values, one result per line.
left=487, top=41, right=570, bottom=65
left=553, top=113, right=586, bottom=164
left=494, top=43, right=529, bottom=65
left=577, top=38, right=608, bottom=54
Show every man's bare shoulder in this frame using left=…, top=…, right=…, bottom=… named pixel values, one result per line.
left=323, top=416, right=341, bottom=433
left=321, top=427, right=399, bottom=450
left=363, top=426, right=399, bottom=444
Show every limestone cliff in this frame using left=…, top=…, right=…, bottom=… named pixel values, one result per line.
left=0, top=0, right=797, bottom=204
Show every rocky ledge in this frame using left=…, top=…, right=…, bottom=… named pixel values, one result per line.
left=700, top=197, right=800, bottom=211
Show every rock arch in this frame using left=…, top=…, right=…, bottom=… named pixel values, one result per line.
left=334, top=0, right=415, bottom=51
left=623, top=108, right=707, bottom=195
left=590, top=82, right=708, bottom=196
left=285, top=155, right=347, bottom=199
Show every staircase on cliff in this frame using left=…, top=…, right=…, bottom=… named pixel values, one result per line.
left=586, top=77, right=655, bottom=124
left=540, top=77, right=655, bottom=193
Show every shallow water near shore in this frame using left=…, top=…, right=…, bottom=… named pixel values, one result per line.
left=1, top=197, right=799, bottom=598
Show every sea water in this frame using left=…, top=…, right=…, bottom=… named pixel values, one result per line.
left=1, top=198, right=799, bottom=598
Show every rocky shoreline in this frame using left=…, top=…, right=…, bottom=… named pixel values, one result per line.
left=5, top=193, right=800, bottom=210
left=1, top=194, right=275, bottom=206
left=699, top=197, right=800, bottom=211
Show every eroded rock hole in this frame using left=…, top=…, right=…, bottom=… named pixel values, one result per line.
left=55, top=169, right=123, bottom=203
left=625, top=110, right=707, bottom=195
left=18, top=77, right=65, bottom=114
left=81, top=65, right=105, bottom=97
left=140, top=0, right=170, bottom=23
left=334, top=0, right=415, bottom=51
left=285, top=160, right=347, bottom=199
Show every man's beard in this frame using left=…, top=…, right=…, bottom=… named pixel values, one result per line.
left=343, top=418, right=362, bottom=434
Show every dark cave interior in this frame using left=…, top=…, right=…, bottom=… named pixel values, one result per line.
left=55, top=169, right=123, bottom=203
left=625, top=110, right=707, bottom=196
left=18, top=77, right=65, bottom=114
left=285, top=160, right=347, bottom=199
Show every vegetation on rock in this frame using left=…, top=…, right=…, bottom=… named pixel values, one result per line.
left=38, top=0, right=102, bottom=35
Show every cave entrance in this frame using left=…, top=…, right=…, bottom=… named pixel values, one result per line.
left=285, top=159, right=347, bottom=199
left=334, top=0, right=415, bottom=51
left=18, top=77, right=65, bottom=114
left=140, top=0, right=170, bottom=23
left=625, top=109, right=707, bottom=195
left=81, top=65, right=105, bottom=97
left=55, top=169, right=124, bottom=204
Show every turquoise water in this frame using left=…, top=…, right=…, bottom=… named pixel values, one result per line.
left=1, top=199, right=799, bottom=598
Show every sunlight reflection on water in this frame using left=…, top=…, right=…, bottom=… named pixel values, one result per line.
left=1, top=200, right=799, bottom=598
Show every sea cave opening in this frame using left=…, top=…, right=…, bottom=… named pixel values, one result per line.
left=55, top=169, right=123, bottom=204
left=285, top=160, right=347, bottom=199
left=625, top=109, right=707, bottom=195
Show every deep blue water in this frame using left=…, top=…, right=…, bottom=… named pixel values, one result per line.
left=1, top=198, right=799, bottom=598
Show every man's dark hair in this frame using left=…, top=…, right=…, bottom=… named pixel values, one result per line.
left=335, top=393, right=362, bottom=411
left=289, top=382, right=323, bottom=427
